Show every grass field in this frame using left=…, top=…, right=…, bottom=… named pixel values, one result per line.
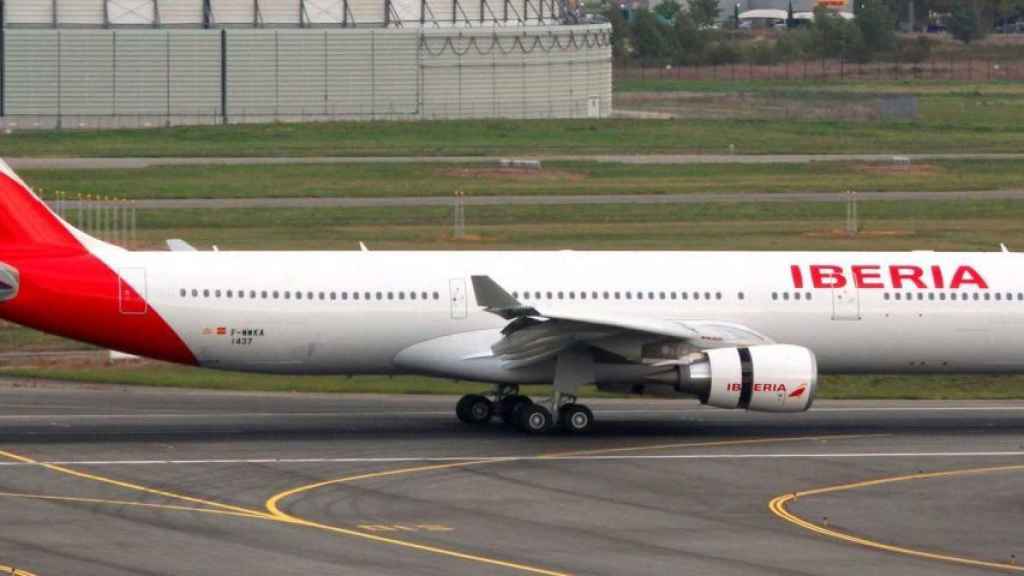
left=4, top=78, right=1023, bottom=157
left=20, top=159, right=1024, bottom=200
left=3, top=363, right=1024, bottom=400
left=3, top=115, right=1024, bottom=157
left=66, top=199, right=1024, bottom=253
left=614, top=79, right=1024, bottom=96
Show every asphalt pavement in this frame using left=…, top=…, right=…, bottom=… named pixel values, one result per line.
left=1, top=380, right=1022, bottom=576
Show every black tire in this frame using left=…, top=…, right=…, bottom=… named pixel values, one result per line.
left=518, top=404, right=554, bottom=434
left=499, top=395, right=532, bottom=423
left=559, top=404, right=594, bottom=434
left=456, top=394, right=493, bottom=424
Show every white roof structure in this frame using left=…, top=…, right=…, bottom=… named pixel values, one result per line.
left=793, top=10, right=855, bottom=21
left=738, top=9, right=787, bottom=20
left=2, top=0, right=565, bottom=28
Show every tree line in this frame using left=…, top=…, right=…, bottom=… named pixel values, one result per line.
left=608, top=0, right=1024, bottom=66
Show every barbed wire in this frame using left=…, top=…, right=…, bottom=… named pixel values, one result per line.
left=419, top=29, right=608, bottom=57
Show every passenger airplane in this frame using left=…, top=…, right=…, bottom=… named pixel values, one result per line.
left=0, top=160, right=1016, bottom=433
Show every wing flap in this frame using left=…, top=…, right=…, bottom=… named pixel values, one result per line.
left=471, top=275, right=773, bottom=368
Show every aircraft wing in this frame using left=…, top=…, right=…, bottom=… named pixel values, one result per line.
left=471, top=275, right=773, bottom=368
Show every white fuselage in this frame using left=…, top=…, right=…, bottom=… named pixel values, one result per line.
left=111, top=249, right=1024, bottom=378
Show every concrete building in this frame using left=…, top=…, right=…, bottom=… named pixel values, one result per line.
left=0, top=0, right=612, bottom=129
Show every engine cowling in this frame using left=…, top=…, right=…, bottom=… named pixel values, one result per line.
left=676, top=344, right=818, bottom=413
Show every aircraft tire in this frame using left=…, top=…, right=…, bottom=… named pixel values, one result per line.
left=499, top=395, right=532, bottom=423
left=559, top=404, right=594, bottom=434
left=457, top=394, right=493, bottom=424
left=518, top=404, right=554, bottom=434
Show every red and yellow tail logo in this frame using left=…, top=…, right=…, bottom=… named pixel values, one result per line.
left=788, top=384, right=808, bottom=398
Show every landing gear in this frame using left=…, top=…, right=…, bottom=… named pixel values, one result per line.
left=453, top=375, right=596, bottom=434
left=455, top=394, right=493, bottom=424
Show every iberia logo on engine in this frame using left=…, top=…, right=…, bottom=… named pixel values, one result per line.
left=727, top=383, right=790, bottom=393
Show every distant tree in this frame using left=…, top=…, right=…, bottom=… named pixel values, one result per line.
left=687, top=0, right=720, bottom=28
left=606, top=2, right=629, bottom=60
left=671, top=11, right=704, bottom=64
left=654, top=0, right=682, bottom=21
left=947, top=0, right=987, bottom=43
left=808, top=5, right=867, bottom=60
left=855, top=0, right=897, bottom=52
left=630, top=9, right=674, bottom=63
left=787, top=0, right=795, bottom=28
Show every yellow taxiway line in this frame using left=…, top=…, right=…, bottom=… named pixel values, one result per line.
left=769, top=464, right=1024, bottom=573
left=0, top=491, right=268, bottom=521
left=0, top=433, right=880, bottom=576
left=262, top=434, right=881, bottom=575
left=0, top=564, right=37, bottom=576
left=0, top=449, right=563, bottom=576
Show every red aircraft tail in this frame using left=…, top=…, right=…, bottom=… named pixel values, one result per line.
left=0, top=160, right=84, bottom=254
left=0, top=160, right=196, bottom=366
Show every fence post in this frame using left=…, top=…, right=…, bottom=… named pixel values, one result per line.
left=220, top=29, right=228, bottom=124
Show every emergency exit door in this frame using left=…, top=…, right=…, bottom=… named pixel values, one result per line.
left=450, top=278, right=467, bottom=319
left=831, top=285, right=860, bottom=321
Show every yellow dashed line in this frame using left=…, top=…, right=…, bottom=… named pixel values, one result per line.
left=769, top=464, right=1024, bottom=572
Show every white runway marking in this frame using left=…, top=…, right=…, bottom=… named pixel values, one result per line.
left=1, top=452, right=1023, bottom=467
left=2, top=405, right=1024, bottom=420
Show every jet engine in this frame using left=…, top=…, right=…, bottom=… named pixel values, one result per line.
left=656, top=344, right=818, bottom=413
left=0, top=262, right=18, bottom=302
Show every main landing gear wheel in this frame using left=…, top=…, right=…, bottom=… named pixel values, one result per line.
left=456, top=394, right=493, bottom=425
left=518, top=404, right=554, bottom=434
left=499, top=394, right=533, bottom=424
left=558, top=404, right=594, bottom=434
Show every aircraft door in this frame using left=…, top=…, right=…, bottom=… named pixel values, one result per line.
left=831, top=285, right=860, bottom=320
left=118, top=268, right=148, bottom=315
left=450, top=278, right=467, bottom=319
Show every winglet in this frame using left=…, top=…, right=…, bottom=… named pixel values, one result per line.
left=471, top=275, right=537, bottom=319
left=471, top=275, right=521, bottom=309
left=166, top=239, right=197, bottom=252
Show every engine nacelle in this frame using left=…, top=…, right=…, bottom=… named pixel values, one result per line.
left=675, top=344, right=818, bottom=413
left=0, top=262, right=18, bottom=302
